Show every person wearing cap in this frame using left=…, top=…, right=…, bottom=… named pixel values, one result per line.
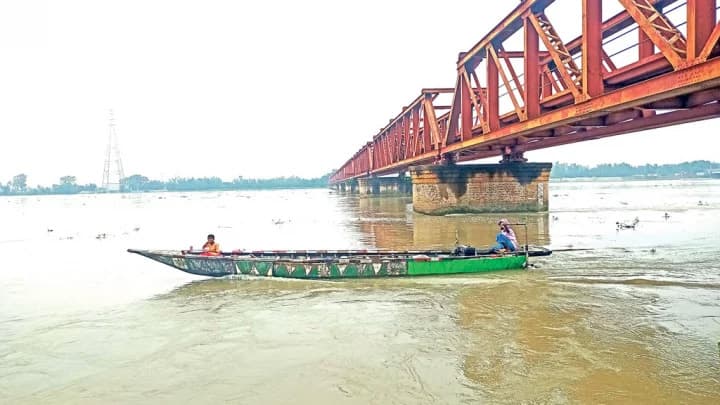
left=493, top=219, right=517, bottom=252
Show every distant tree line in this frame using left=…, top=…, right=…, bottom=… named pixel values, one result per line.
left=3, top=162, right=717, bottom=196
left=0, top=172, right=334, bottom=196
left=0, top=174, right=98, bottom=196
left=551, top=160, right=720, bottom=178
left=122, top=173, right=333, bottom=192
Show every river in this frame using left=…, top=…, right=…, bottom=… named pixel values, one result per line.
left=1, top=179, right=719, bottom=403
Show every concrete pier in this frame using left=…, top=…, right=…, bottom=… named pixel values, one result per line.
left=357, top=176, right=412, bottom=197
left=334, top=179, right=359, bottom=194
left=409, top=163, right=552, bottom=215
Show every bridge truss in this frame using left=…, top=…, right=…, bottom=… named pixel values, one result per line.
left=330, top=0, right=720, bottom=183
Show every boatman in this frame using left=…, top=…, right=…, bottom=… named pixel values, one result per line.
left=493, top=219, right=517, bottom=253
left=201, top=234, right=221, bottom=256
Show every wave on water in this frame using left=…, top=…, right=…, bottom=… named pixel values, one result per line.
left=548, top=277, right=720, bottom=290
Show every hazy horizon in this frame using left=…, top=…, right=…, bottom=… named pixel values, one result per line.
left=1, top=159, right=718, bottom=189
left=2, top=1, right=720, bottom=187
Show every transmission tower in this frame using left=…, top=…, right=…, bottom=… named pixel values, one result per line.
left=101, top=109, right=126, bottom=192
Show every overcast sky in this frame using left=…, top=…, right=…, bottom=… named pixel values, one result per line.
left=1, top=1, right=718, bottom=186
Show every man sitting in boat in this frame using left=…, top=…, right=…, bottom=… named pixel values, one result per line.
left=492, top=219, right=517, bottom=253
left=201, top=234, right=221, bottom=256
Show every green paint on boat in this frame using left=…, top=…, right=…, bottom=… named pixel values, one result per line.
left=330, top=264, right=341, bottom=278
left=361, top=263, right=375, bottom=277
left=407, top=255, right=526, bottom=276
left=343, top=264, right=358, bottom=277
left=376, top=264, right=388, bottom=276
left=307, top=266, right=319, bottom=278
left=274, top=264, right=289, bottom=277
left=255, top=261, right=271, bottom=275
left=237, top=261, right=251, bottom=275
left=290, top=265, right=306, bottom=278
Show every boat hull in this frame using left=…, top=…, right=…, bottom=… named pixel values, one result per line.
left=128, top=249, right=532, bottom=278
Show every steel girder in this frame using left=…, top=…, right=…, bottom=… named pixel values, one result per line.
left=329, top=0, right=720, bottom=184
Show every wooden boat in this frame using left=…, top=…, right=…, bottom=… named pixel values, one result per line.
left=127, top=245, right=552, bottom=279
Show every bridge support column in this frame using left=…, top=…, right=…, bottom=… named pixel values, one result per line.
left=357, top=177, right=373, bottom=196
left=357, top=176, right=412, bottom=197
left=347, top=180, right=358, bottom=194
left=409, top=163, right=552, bottom=215
left=335, top=180, right=358, bottom=194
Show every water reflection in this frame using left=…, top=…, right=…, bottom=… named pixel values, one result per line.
left=357, top=196, right=412, bottom=219
left=412, top=212, right=550, bottom=250
left=354, top=196, right=550, bottom=250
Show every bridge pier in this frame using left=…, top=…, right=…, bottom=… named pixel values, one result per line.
left=335, top=180, right=358, bottom=194
left=409, top=163, right=552, bottom=215
left=357, top=176, right=412, bottom=197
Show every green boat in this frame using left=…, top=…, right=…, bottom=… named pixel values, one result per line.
left=127, top=245, right=551, bottom=279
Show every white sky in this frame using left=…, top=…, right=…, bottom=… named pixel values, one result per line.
left=1, top=0, right=719, bottom=186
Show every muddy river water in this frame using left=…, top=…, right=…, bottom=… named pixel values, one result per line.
left=1, top=179, right=718, bottom=403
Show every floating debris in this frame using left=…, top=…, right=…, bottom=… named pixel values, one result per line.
left=616, top=217, right=640, bottom=230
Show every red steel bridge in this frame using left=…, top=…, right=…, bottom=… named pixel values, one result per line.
left=330, top=0, right=720, bottom=184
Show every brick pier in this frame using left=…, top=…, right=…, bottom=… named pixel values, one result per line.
left=409, top=163, right=552, bottom=215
